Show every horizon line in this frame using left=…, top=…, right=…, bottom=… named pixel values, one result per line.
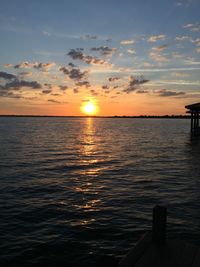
left=0, top=114, right=190, bottom=118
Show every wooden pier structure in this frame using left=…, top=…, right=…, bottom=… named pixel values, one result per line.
left=185, top=102, right=200, bottom=136
left=119, top=206, right=200, bottom=267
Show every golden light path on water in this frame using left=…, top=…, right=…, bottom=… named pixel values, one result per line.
left=72, top=118, right=103, bottom=226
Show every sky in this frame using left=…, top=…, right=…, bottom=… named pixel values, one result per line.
left=0, top=0, right=200, bottom=116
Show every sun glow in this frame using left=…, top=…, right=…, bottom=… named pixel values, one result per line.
left=81, top=102, right=98, bottom=115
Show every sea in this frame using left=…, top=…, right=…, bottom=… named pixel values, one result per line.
left=0, top=117, right=200, bottom=266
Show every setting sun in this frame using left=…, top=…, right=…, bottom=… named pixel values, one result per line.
left=81, top=102, right=98, bottom=115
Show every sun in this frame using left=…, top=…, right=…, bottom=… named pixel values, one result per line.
left=81, top=102, right=98, bottom=115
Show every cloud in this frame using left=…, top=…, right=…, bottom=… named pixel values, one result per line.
left=172, top=71, right=191, bottom=77
left=0, top=91, right=24, bottom=99
left=67, top=49, right=109, bottom=65
left=2, top=80, right=42, bottom=90
left=183, top=23, right=200, bottom=32
left=136, top=89, right=148, bottom=94
left=42, top=89, right=52, bottom=94
left=149, top=51, right=169, bottom=62
left=59, top=85, right=68, bottom=91
left=123, top=75, right=149, bottom=93
left=196, top=47, right=200, bottom=53
left=18, top=71, right=32, bottom=78
left=152, top=44, right=168, bottom=52
left=175, top=36, right=191, bottom=41
left=33, top=62, right=55, bottom=71
left=68, top=62, right=76, bottom=67
left=148, top=35, right=166, bottom=42
left=193, top=38, right=200, bottom=46
left=67, top=48, right=85, bottom=60
left=81, top=34, right=97, bottom=40
left=172, top=52, right=184, bottom=59
left=127, top=49, right=136, bottom=54
left=0, top=70, right=42, bottom=100
left=73, top=88, right=79, bottom=94
left=44, top=83, right=52, bottom=89
left=51, top=93, right=61, bottom=96
left=183, top=23, right=195, bottom=29
left=184, top=57, right=200, bottom=65
left=59, top=66, right=89, bottom=80
left=14, top=61, right=55, bottom=71
left=175, top=0, right=193, bottom=8
left=102, top=85, right=109, bottom=90
left=3, top=64, right=13, bottom=68
left=48, top=99, right=67, bottom=104
left=0, top=71, right=17, bottom=80
left=120, top=39, right=135, bottom=45
left=75, top=81, right=90, bottom=87
left=155, top=89, right=186, bottom=97
left=108, top=77, right=120, bottom=82
left=42, top=31, right=51, bottom=36
left=91, top=46, right=117, bottom=55
left=14, top=61, right=34, bottom=69
left=176, top=2, right=183, bottom=7
left=90, top=89, right=98, bottom=96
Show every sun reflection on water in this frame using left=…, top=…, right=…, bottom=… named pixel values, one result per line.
left=82, top=117, right=96, bottom=156
left=72, top=118, right=103, bottom=223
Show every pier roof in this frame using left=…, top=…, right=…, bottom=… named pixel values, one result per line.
left=185, top=102, right=200, bottom=111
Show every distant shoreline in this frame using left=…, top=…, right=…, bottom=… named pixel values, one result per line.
left=0, top=115, right=190, bottom=119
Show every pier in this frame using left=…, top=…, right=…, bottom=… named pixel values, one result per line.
left=185, top=103, right=200, bottom=136
left=119, top=206, right=200, bottom=267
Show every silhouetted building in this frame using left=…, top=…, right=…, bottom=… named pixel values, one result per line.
left=185, top=102, right=200, bottom=135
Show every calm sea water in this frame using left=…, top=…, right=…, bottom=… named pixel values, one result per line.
left=0, top=117, right=200, bottom=266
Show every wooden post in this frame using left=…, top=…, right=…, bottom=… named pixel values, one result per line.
left=152, top=205, right=167, bottom=244
left=191, top=111, right=194, bottom=133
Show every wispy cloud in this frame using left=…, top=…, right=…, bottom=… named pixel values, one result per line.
left=75, top=80, right=91, bottom=87
left=120, top=39, right=135, bottom=45
left=0, top=71, right=16, bottom=80
left=152, top=44, right=168, bottom=52
left=18, top=71, right=32, bottom=78
left=175, top=35, right=191, bottom=41
left=155, top=89, right=186, bottom=97
left=48, top=99, right=68, bottom=104
left=184, top=57, right=200, bottom=65
left=136, top=89, right=148, bottom=94
left=196, top=47, right=200, bottom=53
left=148, top=34, right=166, bottom=42
left=42, top=89, right=52, bottom=94
left=171, top=71, right=191, bottom=77
left=81, top=34, right=98, bottom=40
left=175, top=0, right=193, bottom=8
left=108, top=77, right=120, bottom=82
left=3, top=63, right=13, bottom=68
left=59, top=85, right=68, bottom=91
left=183, top=23, right=200, bottom=32
left=91, top=46, right=117, bottom=56
left=42, top=31, right=51, bottom=36
left=127, top=48, right=136, bottom=54
left=149, top=51, right=169, bottom=62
